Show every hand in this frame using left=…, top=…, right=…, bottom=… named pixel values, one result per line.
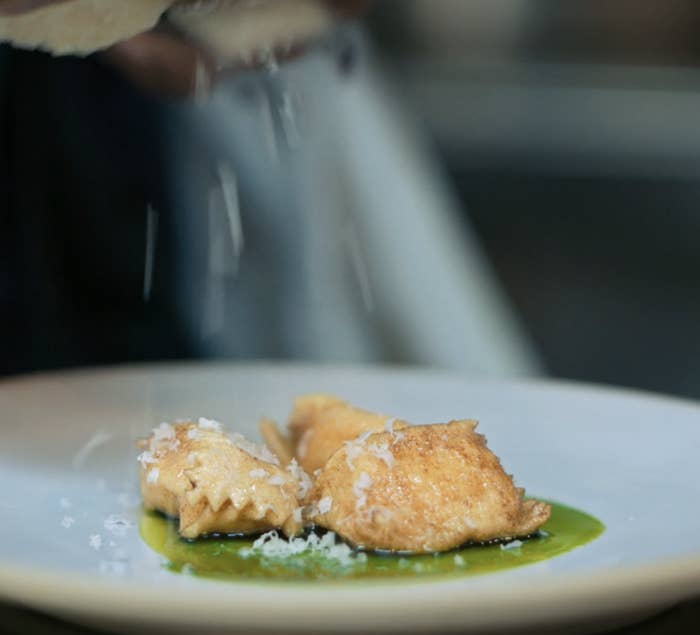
left=107, top=0, right=372, bottom=98
left=1, top=0, right=371, bottom=98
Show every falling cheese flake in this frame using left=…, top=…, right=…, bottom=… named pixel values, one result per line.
left=72, top=430, right=114, bottom=469
left=216, top=162, right=245, bottom=274
left=343, top=219, right=375, bottom=312
left=143, top=204, right=158, bottom=303
left=89, top=534, right=103, bottom=551
left=61, top=516, right=75, bottom=529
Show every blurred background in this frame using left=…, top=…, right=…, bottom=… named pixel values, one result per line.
left=370, top=0, right=700, bottom=399
left=2, top=0, right=700, bottom=400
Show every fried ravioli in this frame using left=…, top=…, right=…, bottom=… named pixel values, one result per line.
left=287, top=394, right=409, bottom=473
left=307, top=420, right=551, bottom=553
left=138, top=419, right=306, bottom=539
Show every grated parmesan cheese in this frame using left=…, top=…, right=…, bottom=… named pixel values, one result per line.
left=60, top=516, right=75, bottom=529
left=454, top=554, right=465, bottom=566
left=344, top=431, right=373, bottom=470
left=368, top=441, right=394, bottom=468
left=197, top=417, right=222, bottom=431
left=318, top=496, right=333, bottom=514
left=500, top=539, right=523, bottom=551
left=137, top=450, right=156, bottom=467
left=353, top=472, right=372, bottom=510
left=239, top=530, right=362, bottom=566
left=249, top=468, right=269, bottom=479
left=230, top=432, right=280, bottom=465
left=267, top=474, right=286, bottom=486
left=152, top=422, right=175, bottom=442
left=287, top=459, right=312, bottom=499
left=187, top=427, right=201, bottom=440
left=147, top=468, right=160, bottom=484
left=89, top=534, right=103, bottom=551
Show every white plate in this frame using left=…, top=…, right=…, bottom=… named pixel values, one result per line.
left=1, top=362, right=699, bottom=634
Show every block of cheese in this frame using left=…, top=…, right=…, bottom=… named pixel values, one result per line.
left=0, top=0, right=333, bottom=60
left=0, top=0, right=173, bottom=55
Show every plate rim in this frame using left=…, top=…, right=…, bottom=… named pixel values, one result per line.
left=2, top=361, right=700, bottom=632
left=2, top=358, right=700, bottom=413
left=1, top=554, right=700, bottom=631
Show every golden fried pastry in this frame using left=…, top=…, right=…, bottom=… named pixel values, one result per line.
left=307, top=420, right=551, bottom=553
left=288, top=394, right=409, bottom=473
left=138, top=419, right=306, bottom=539
left=259, top=418, right=294, bottom=466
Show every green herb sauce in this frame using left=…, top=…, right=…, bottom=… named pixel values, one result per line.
left=141, top=502, right=604, bottom=583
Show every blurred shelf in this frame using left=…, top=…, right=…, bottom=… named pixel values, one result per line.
left=390, top=59, right=700, bottom=179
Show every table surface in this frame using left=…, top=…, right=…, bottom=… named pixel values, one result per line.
left=2, top=597, right=699, bottom=635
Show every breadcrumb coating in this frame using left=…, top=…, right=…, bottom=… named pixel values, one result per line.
left=307, top=420, right=551, bottom=553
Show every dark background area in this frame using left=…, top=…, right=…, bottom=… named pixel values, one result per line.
left=370, top=0, right=700, bottom=400
left=3, top=1, right=700, bottom=401
left=462, top=177, right=700, bottom=398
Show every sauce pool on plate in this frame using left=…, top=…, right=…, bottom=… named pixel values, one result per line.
left=140, top=501, right=604, bottom=582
